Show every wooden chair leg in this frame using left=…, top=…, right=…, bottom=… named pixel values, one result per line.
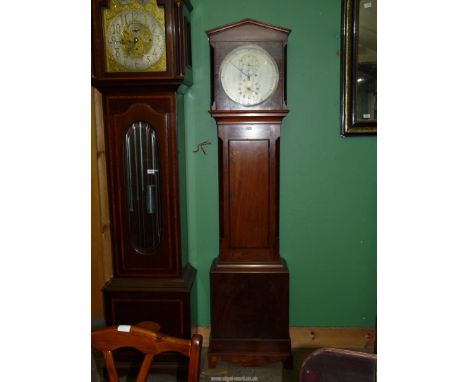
left=103, top=350, right=119, bottom=382
left=136, top=354, right=155, bottom=382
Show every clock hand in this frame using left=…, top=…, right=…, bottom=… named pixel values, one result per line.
left=229, top=61, right=249, bottom=79
left=126, top=37, right=139, bottom=54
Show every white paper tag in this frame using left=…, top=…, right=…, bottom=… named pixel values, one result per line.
left=118, top=325, right=131, bottom=332
left=363, top=113, right=371, bottom=119
left=364, top=2, right=372, bottom=8
left=147, top=169, right=159, bottom=174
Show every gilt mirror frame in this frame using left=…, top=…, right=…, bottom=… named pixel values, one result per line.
left=341, top=0, right=377, bottom=136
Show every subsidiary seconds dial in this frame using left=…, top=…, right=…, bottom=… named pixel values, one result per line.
left=220, top=45, right=279, bottom=106
left=107, top=9, right=165, bottom=71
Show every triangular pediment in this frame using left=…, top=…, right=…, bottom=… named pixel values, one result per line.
left=207, top=19, right=290, bottom=42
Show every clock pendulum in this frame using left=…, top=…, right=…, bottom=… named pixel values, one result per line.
left=207, top=19, right=292, bottom=368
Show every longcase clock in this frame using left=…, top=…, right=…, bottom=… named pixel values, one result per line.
left=207, top=19, right=292, bottom=368
left=91, top=0, right=195, bottom=374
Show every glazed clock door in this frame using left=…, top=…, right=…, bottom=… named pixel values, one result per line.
left=211, top=41, right=286, bottom=111
left=105, top=99, right=181, bottom=278
left=219, top=45, right=279, bottom=106
left=124, top=120, right=162, bottom=254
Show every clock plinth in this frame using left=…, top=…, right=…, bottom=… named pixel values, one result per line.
left=207, top=19, right=292, bottom=368
left=208, top=259, right=292, bottom=369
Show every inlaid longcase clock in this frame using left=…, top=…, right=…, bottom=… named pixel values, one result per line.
left=207, top=19, right=292, bottom=368
left=91, top=0, right=195, bottom=372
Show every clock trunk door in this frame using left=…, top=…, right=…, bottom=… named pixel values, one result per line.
left=218, top=123, right=280, bottom=263
left=105, top=99, right=180, bottom=277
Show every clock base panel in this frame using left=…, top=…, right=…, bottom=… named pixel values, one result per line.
left=102, top=264, right=196, bottom=375
left=208, top=258, right=292, bottom=368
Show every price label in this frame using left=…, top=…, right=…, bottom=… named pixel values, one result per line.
left=118, top=325, right=131, bottom=332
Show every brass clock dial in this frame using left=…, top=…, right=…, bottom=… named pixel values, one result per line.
left=103, top=0, right=167, bottom=73
left=219, top=45, right=279, bottom=106
left=107, top=10, right=164, bottom=71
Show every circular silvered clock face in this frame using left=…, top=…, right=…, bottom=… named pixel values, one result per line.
left=220, top=45, right=279, bottom=106
left=107, top=10, right=165, bottom=71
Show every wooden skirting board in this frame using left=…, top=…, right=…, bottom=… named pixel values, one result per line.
left=193, top=327, right=376, bottom=351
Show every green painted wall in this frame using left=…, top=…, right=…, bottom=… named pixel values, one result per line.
left=183, top=0, right=376, bottom=327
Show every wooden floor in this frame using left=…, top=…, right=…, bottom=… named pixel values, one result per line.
left=92, top=346, right=373, bottom=382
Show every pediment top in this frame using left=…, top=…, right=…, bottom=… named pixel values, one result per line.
left=206, top=18, right=291, bottom=38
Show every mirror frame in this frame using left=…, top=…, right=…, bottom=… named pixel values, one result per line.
left=340, top=0, right=377, bottom=136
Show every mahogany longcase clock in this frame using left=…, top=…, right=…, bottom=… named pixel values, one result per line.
left=91, top=0, right=195, bottom=373
left=207, top=19, right=292, bottom=368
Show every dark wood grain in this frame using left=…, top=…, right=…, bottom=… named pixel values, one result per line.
left=208, top=258, right=292, bottom=368
left=103, top=93, right=182, bottom=277
left=229, top=140, right=269, bottom=248
left=207, top=19, right=292, bottom=368
left=218, top=123, right=281, bottom=263
left=210, top=260, right=289, bottom=338
left=103, top=264, right=195, bottom=337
